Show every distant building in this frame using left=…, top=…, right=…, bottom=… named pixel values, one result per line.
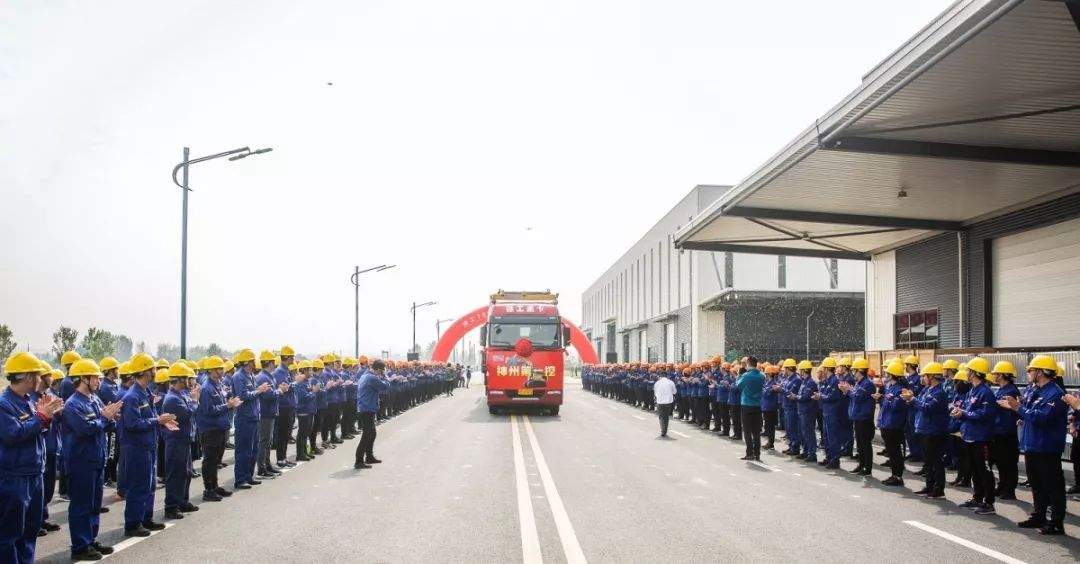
left=581, top=185, right=865, bottom=364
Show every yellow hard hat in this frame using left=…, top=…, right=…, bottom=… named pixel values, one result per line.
left=4, top=352, right=45, bottom=376
left=280, top=345, right=296, bottom=357
left=223, top=360, right=235, bottom=372
left=203, top=356, right=225, bottom=370
left=966, top=357, right=990, bottom=375
left=922, top=362, right=944, bottom=376
left=156, top=358, right=169, bottom=369
left=118, top=361, right=133, bottom=376
left=884, top=361, right=905, bottom=378
left=1026, top=354, right=1057, bottom=373
left=322, top=353, right=338, bottom=364
left=297, top=359, right=312, bottom=371
left=168, top=361, right=195, bottom=379
left=234, top=349, right=256, bottom=363
left=992, top=361, right=1016, bottom=377
left=69, top=359, right=103, bottom=378
left=839, top=357, right=853, bottom=367
left=851, top=358, right=869, bottom=370
left=942, top=359, right=960, bottom=371
left=154, top=368, right=171, bottom=384
left=1056, top=362, right=1066, bottom=374
left=820, top=357, right=837, bottom=369
left=903, top=355, right=919, bottom=366
left=60, top=350, right=81, bottom=366
left=952, top=369, right=969, bottom=382
left=312, top=358, right=325, bottom=370
left=796, top=360, right=813, bottom=371
left=781, top=358, right=797, bottom=369
left=49, top=369, right=63, bottom=380
left=342, top=357, right=358, bottom=367
left=288, top=361, right=299, bottom=372
left=99, top=356, right=120, bottom=372
left=259, top=350, right=276, bottom=363
left=128, top=352, right=156, bottom=374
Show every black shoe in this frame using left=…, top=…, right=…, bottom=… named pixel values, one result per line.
left=313, top=448, right=325, bottom=455
left=98, top=507, right=110, bottom=514
left=179, top=503, right=199, bottom=512
left=215, top=487, right=233, bottom=497
left=41, top=520, right=61, bottom=532
left=740, top=455, right=753, bottom=460
left=877, top=448, right=887, bottom=455
left=249, top=479, right=263, bottom=485
left=959, top=498, right=981, bottom=509
left=1038, top=523, right=1065, bottom=536
left=881, top=477, right=904, bottom=487
left=91, top=542, right=113, bottom=555
left=191, top=470, right=201, bottom=478
left=1017, top=517, right=1045, bottom=529
left=365, top=457, right=382, bottom=464
left=295, top=456, right=312, bottom=462
left=331, top=438, right=343, bottom=444
left=277, top=460, right=296, bottom=468
left=997, top=491, right=1016, bottom=500
left=124, top=526, right=151, bottom=537
left=848, top=466, right=865, bottom=474
left=164, top=508, right=185, bottom=519
left=72, top=547, right=103, bottom=561
left=1067, top=485, right=1080, bottom=495
left=974, top=504, right=995, bottom=515
left=925, top=491, right=945, bottom=499
left=202, top=492, right=223, bottom=502
left=142, top=520, right=166, bottom=531
left=858, top=469, right=872, bottom=476
left=825, top=461, right=840, bottom=470
left=218, top=463, right=227, bottom=469
left=914, top=488, right=931, bottom=495
left=37, top=529, right=47, bottom=537
left=234, top=483, right=252, bottom=490
left=354, top=462, right=372, bottom=469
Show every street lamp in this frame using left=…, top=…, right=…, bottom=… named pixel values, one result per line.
left=410, top=301, right=437, bottom=360
left=435, top=318, right=454, bottom=342
left=351, top=264, right=396, bottom=357
left=171, top=145, right=272, bottom=358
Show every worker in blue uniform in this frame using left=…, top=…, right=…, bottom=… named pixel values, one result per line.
left=795, top=361, right=818, bottom=462
left=355, top=359, right=391, bottom=469
left=878, top=361, right=909, bottom=486
left=906, top=362, right=948, bottom=498
left=162, top=362, right=200, bottom=520
left=952, top=357, right=997, bottom=515
left=727, top=363, right=742, bottom=441
left=96, top=357, right=121, bottom=488
left=816, top=357, right=842, bottom=469
left=294, top=360, right=317, bottom=461
left=987, top=361, right=1020, bottom=500
left=62, top=359, right=123, bottom=561
left=836, top=357, right=855, bottom=458
left=840, top=358, right=874, bottom=475
left=760, top=364, right=781, bottom=450
left=1000, top=355, right=1069, bottom=535
left=274, top=346, right=298, bottom=467
left=903, top=355, right=924, bottom=462
left=120, top=353, right=175, bottom=536
left=312, top=359, right=331, bottom=450
left=195, top=356, right=239, bottom=502
left=1, top=353, right=62, bottom=564
left=231, top=349, right=270, bottom=489
left=948, top=367, right=972, bottom=487
left=780, top=360, right=801, bottom=455
left=255, top=351, right=282, bottom=479
left=35, top=368, right=64, bottom=536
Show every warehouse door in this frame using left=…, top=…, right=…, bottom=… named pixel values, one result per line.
left=992, top=216, right=1080, bottom=347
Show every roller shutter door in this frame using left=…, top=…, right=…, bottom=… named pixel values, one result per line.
left=992, top=216, right=1080, bottom=347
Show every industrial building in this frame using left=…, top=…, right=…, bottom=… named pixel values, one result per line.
left=580, top=185, right=865, bottom=364
left=674, top=0, right=1080, bottom=383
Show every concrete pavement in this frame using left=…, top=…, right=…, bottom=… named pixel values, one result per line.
left=34, top=381, right=1080, bottom=563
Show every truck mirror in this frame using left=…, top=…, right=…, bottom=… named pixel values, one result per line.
left=480, top=350, right=487, bottom=374
left=562, top=325, right=571, bottom=347
left=479, top=326, right=487, bottom=346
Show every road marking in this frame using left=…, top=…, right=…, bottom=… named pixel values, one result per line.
left=632, top=415, right=646, bottom=420
left=523, top=415, right=588, bottom=564
left=102, top=522, right=175, bottom=558
left=903, top=521, right=1027, bottom=564
left=750, top=461, right=779, bottom=472
left=670, top=431, right=690, bottom=438
left=510, top=415, right=543, bottom=564
left=791, top=473, right=802, bottom=477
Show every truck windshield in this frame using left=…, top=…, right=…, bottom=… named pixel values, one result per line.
left=489, top=322, right=560, bottom=349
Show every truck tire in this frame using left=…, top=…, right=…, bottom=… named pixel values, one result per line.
left=488, top=406, right=497, bottom=415
left=550, top=406, right=560, bottom=416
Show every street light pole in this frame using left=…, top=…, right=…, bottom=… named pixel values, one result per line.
left=435, top=318, right=453, bottom=342
left=172, top=144, right=272, bottom=358
left=351, top=264, right=396, bottom=357
left=409, top=301, right=437, bottom=359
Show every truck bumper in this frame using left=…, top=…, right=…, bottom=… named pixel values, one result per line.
left=487, top=390, right=563, bottom=406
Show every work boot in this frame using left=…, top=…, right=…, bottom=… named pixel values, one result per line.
left=164, top=508, right=185, bottom=520
left=179, top=503, right=200, bottom=512
left=202, top=491, right=223, bottom=502
left=142, top=521, right=166, bottom=531
left=215, top=487, right=233, bottom=497
left=91, top=542, right=113, bottom=555
left=124, top=526, right=151, bottom=537
left=71, top=547, right=103, bottom=561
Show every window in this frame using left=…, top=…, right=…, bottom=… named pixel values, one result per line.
left=490, top=322, right=561, bottom=349
left=778, top=255, right=786, bottom=289
left=894, top=309, right=939, bottom=349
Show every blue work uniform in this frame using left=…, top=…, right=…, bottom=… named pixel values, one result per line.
left=61, top=390, right=110, bottom=554
left=905, top=372, right=924, bottom=457
left=782, top=373, right=802, bottom=453
left=819, top=373, right=843, bottom=463
left=0, top=388, right=46, bottom=564
left=231, top=369, right=261, bottom=487
left=161, top=389, right=194, bottom=510
left=119, top=382, right=159, bottom=531
left=796, top=376, right=819, bottom=460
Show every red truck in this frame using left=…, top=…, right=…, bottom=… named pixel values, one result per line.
left=481, top=290, right=569, bottom=415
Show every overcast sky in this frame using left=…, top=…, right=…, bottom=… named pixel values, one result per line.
left=0, top=0, right=954, bottom=358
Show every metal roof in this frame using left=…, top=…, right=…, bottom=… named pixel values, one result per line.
left=676, top=0, right=1080, bottom=260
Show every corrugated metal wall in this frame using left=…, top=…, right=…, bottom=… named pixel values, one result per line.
left=896, top=232, right=960, bottom=347
left=964, top=191, right=1080, bottom=347
left=674, top=306, right=692, bottom=362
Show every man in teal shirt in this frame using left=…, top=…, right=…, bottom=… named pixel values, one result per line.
left=736, top=357, right=765, bottom=461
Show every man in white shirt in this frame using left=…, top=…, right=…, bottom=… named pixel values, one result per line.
left=653, top=374, right=677, bottom=437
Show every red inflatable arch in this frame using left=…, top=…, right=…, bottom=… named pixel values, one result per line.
left=431, top=305, right=599, bottom=364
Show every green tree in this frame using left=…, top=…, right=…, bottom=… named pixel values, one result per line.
left=155, top=343, right=179, bottom=362
left=116, top=334, right=133, bottom=359
left=0, top=325, right=16, bottom=360
left=206, top=343, right=224, bottom=357
left=79, top=327, right=117, bottom=360
left=51, top=326, right=79, bottom=364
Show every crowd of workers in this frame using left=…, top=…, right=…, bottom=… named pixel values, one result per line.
left=1, top=348, right=462, bottom=562
left=583, top=354, right=1080, bottom=536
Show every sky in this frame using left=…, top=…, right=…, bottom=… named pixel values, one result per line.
left=0, top=0, right=955, bottom=358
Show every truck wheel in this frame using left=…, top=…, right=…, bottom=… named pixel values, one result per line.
left=550, top=406, right=560, bottom=416
left=488, top=406, right=497, bottom=415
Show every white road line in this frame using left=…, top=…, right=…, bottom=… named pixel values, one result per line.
left=670, top=431, right=690, bottom=438
left=511, top=415, right=543, bottom=564
left=750, top=461, right=780, bottom=472
left=903, top=521, right=1027, bottom=564
left=632, top=415, right=646, bottom=420
left=103, top=522, right=176, bottom=558
left=523, top=416, right=588, bottom=564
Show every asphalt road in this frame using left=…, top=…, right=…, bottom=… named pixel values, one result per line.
left=35, top=381, right=1080, bottom=563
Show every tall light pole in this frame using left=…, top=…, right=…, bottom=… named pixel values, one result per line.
left=171, top=145, right=272, bottom=358
left=410, top=301, right=437, bottom=360
left=351, top=264, right=396, bottom=357
left=435, top=318, right=453, bottom=342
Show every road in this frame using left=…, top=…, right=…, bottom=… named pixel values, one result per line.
left=35, top=380, right=1080, bottom=563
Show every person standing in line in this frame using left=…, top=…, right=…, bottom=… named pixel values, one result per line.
left=653, top=369, right=677, bottom=438
left=839, top=358, right=875, bottom=476
left=796, top=361, right=819, bottom=462
left=231, top=350, right=270, bottom=490
left=780, top=360, right=802, bottom=455
left=728, top=363, right=743, bottom=441
left=952, top=357, right=997, bottom=516
left=293, top=361, right=316, bottom=461
left=760, top=365, right=781, bottom=450
left=989, top=361, right=1020, bottom=500
left=465, top=367, right=471, bottom=388
left=355, top=360, right=391, bottom=469
left=119, top=353, right=176, bottom=537
left=161, top=362, right=200, bottom=520
left=254, top=351, right=282, bottom=480
left=907, top=362, right=949, bottom=498
left=195, top=356, right=239, bottom=502
left=877, top=361, right=909, bottom=487
left=273, top=346, right=298, bottom=469
left=736, top=357, right=764, bottom=461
